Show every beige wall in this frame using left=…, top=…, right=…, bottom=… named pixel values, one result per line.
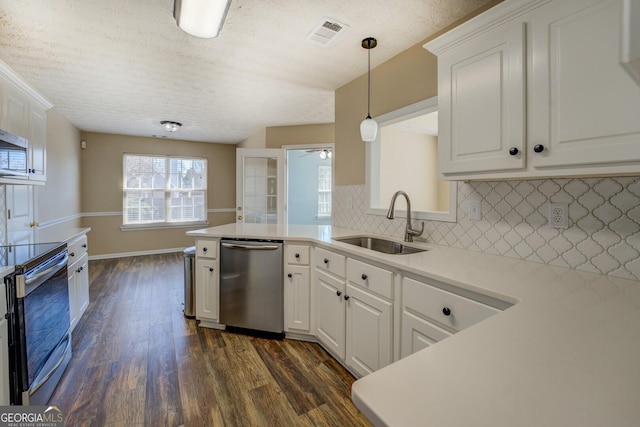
left=238, top=128, right=266, bottom=149
left=265, top=123, right=334, bottom=148
left=80, top=132, right=236, bottom=256
left=334, top=0, right=502, bottom=186
left=35, top=108, right=82, bottom=226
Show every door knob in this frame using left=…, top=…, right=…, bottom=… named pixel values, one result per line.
left=29, top=221, right=39, bottom=228
left=237, top=215, right=243, bottom=220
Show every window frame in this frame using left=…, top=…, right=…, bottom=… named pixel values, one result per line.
left=121, top=153, right=209, bottom=230
left=317, top=164, right=332, bottom=218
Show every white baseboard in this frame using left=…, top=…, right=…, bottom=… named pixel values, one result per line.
left=88, top=247, right=186, bottom=260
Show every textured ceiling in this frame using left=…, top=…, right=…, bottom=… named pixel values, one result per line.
left=0, top=0, right=494, bottom=144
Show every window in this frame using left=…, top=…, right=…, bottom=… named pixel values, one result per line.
left=123, top=154, right=207, bottom=227
left=317, top=164, right=331, bottom=218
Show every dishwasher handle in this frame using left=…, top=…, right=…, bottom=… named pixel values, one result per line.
left=222, top=242, right=280, bottom=251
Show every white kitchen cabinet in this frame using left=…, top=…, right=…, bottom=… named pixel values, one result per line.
left=67, top=234, right=89, bottom=331
left=425, top=0, right=640, bottom=180
left=345, top=284, right=393, bottom=377
left=0, top=63, right=52, bottom=183
left=0, top=319, right=8, bottom=406
left=400, top=276, right=499, bottom=358
left=436, top=18, right=526, bottom=175
left=529, top=0, right=640, bottom=169
left=195, top=239, right=220, bottom=326
left=315, top=247, right=395, bottom=376
left=315, top=269, right=346, bottom=359
left=284, top=244, right=311, bottom=333
left=27, top=103, right=46, bottom=181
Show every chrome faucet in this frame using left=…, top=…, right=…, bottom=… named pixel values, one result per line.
left=386, top=191, right=424, bottom=242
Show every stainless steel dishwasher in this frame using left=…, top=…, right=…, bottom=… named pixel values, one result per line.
left=219, top=238, right=284, bottom=334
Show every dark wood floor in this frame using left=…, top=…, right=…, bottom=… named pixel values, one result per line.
left=50, top=253, right=371, bottom=427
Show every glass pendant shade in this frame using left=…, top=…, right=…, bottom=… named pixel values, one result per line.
left=174, top=0, right=231, bottom=38
left=360, top=116, right=378, bottom=142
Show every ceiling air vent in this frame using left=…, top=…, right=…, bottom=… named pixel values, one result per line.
left=307, top=17, right=348, bottom=46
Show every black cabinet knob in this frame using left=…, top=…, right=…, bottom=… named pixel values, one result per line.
left=324, top=258, right=329, bottom=264
left=336, top=290, right=342, bottom=296
left=344, top=295, right=350, bottom=301
left=287, top=273, right=292, bottom=278
left=209, top=267, right=214, bottom=272
left=203, top=247, right=208, bottom=252
left=442, top=307, right=451, bottom=316
left=70, top=252, right=75, bottom=257
left=295, top=253, right=300, bottom=258
left=508, top=147, right=519, bottom=156
left=82, top=244, right=87, bottom=248
left=361, top=274, right=368, bottom=280
left=533, top=144, right=545, bottom=153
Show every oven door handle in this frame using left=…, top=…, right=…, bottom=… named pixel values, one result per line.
left=24, top=251, right=69, bottom=289
left=28, top=332, right=71, bottom=397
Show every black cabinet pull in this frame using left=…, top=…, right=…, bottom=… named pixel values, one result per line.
left=324, top=258, right=329, bottom=264
left=287, top=273, right=292, bottom=278
left=344, top=295, right=350, bottom=301
left=209, top=267, right=214, bottom=272
left=336, top=290, right=342, bottom=296
left=70, top=252, right=75, bottom=257
left=295, top=253, right=300, bottom=258
left=203, top=247, right=208, bottom=252
left=533, top=144, right=545, bottom=153
left=361, top=274, right=368, bottom=280
left=442, top=307, right=451, bottom=316
left=82, top=244, right=87, bottom=248
left=508, top=147, right=519, bottom=156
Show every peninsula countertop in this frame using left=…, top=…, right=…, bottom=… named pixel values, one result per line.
left=188, top=223, right=640, bottom=426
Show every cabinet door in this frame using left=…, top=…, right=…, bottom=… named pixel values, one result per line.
left=0, top=83, right=28, bottom=136
left=401, top=311, right=451, bottom=359
left=67, top=267, right=79, bottom=331
left=285, top=265, right=310, bottom=332
left=345, top=285, right=392, bottom=377
left=438, top=19, right=526, bottom=175
left=76, top=253, right=90, bottom=320
left=27, top=104, right=46, bottom=181
left=0, top=318, right=9, bottom=405
left=315, top=270, right=346, bottom=359
left=530, top=0, right=640, bottom=169
left=196, top=259, right=218, bottom=322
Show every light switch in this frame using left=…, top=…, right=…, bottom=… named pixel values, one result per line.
left=468, top=199, right=481, bottom=221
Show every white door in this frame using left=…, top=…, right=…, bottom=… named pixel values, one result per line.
left=236, top=148, right=285, bottom=224
left=5, top=184, right=35, bottom=245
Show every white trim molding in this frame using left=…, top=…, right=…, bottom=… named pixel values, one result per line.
left=89, top=247, right=186, bottom=260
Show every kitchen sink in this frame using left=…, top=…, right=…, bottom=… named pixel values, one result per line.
left=335, top=236, right=427, bottom=255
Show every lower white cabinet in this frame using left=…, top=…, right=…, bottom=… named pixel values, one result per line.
left=345, top=284, right=393, bottom=377
left=68, top=253, right=89, bottom=331
left=67, top=234, right=89, bottom=332
left=315, top=270, right=346, bottom=359
left=195, top=239, right=219, bottom=325
left=401, top=311, right=451, bottom=359
left=284, top=244, right=311, bottom=333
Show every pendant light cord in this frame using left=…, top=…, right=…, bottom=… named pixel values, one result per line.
left=367, top=46, right=371, bottom=119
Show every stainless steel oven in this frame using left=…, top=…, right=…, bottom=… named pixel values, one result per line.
left=3, top=242, right=71, bottom=405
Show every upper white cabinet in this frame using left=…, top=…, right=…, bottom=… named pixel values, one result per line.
left=436, top=19, right=526, bottom=174
left=0, top=60, right=52, bottom=184
left=425, top=0, right=640, bottom=180
left=529, top=0, right=640, bottom=169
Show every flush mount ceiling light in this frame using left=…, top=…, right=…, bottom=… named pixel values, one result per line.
left=360, top=37, right=378, bottom=142
left=160, top=121, right=182, bottom=132
left=173, top=0, right=231, bottom=38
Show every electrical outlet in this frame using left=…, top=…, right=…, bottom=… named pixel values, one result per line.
left=548, top=202, right=568, bottom=229
left=468, top=199, right=481, bottom=221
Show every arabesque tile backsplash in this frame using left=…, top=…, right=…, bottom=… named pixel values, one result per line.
left=333, top=177, right=640, bottom=281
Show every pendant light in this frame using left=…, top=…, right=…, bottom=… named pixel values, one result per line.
left=173, top=0, right=231, bottom=38
left=360, top=37, right=378, bottom=142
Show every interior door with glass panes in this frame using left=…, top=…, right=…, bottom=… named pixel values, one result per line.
left=236, top=148, right=284, bottom=224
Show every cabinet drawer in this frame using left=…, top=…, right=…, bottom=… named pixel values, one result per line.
left=67, top=235, right=88, bottom=265
left=403, top=277, right=499, bottom=332
left=315, top=247, right=346, bottom=279
left=347, top=258, right=393, bottom=300
left=196, top=239, right=218, bottom=259
left=286, top=244, right=310, bottom=265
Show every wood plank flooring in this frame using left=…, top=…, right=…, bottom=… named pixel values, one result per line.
left=50, top=253, right=372, bottom=427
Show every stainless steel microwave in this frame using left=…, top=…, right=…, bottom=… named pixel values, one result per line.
left=0, top=128, right=28, bottom=178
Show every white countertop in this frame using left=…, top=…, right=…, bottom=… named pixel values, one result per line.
left=188, top=223, right=640, bottom=426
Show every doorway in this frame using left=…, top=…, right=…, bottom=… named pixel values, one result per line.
left=285, top=145, right=334, bottom=225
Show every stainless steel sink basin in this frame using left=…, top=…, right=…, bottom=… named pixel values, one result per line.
left=335, top=236, right=427, bottom=255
